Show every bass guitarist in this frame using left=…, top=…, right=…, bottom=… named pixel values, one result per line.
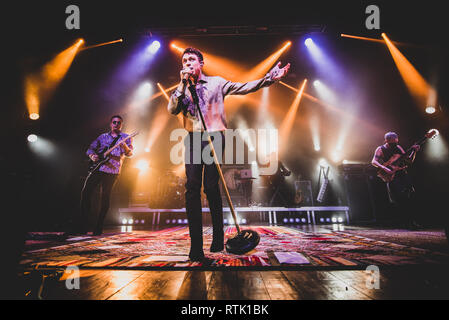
left=371, top=131, right=421, bottom=229
left=79, top=115, right=133, bottom=235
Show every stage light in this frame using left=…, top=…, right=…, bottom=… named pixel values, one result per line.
left=177, top=219, right=183, bottom=224
left=27, top=134, right=38, bottom=143
left=314, top=146, right=320, bottom=151
left=305, top=38, right=313, bottom=47
left=140, top=220, right=145, bottom=224
left=147, top=40, right=161, bottom=54
left=338, top=217, right=343, bottom=223
left=172, top=219, right=177, bottom=224
left=224, top=218, right=229, bottom=224
left=382, top=33, right=436, bottom=108
left=166, top=219, right=170, bottom=224
left=144, top=147, right=150, bottom=153
left=295, top=218, right=300, bottom=223
left=279, top=79, right=307, bottom=156
left=25, top=38, right=83, bottom=117
left=122, top=218, right=127, bottom=225
left=243, top=41, right=291, bottom=81
left=301, top=218, right=307, bottom=223
left=128, top=219, right=134, bottom=224
left=426, top=106, right=436, bottom=114
left=29, top=113, right=39, bottom=120
left=320, top=218, right=324, bottom=223
left=183, top=219, right=188, bottom=224
left=342, top=160, right=349, bottom=164
left=332, top=217, right=337, bottom=223
left=331, top=151, right=342, bottom=163
left=318, top=158, right=328, bottom=167
left=135, top=159, right=150, bottom=174
left=241, top=218, right=247, bottom=224
left=431, top=129, right=440, bottom=136
left=313, top=80, right=337, bottom=105
left=283, top=218, right=288, bottom=223
left=289, top=218, right=294, bottom=223
left=80, top=38, right=123, bottom=51
left=326, top=218, right=331, bottom=222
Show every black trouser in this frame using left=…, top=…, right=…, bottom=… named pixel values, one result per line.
left=184, top=131, right=225, bottom=257
left=387, top=171, right=417, bottom=224
left=80, top=171, right=118, bottom=234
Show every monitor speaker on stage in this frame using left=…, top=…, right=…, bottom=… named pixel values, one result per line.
left=339, top=163, right=391, bottom=223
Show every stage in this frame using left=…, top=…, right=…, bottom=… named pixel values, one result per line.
left=16, top=223, right=449, bottom=299
left=5, top=0, right=449, bottom=306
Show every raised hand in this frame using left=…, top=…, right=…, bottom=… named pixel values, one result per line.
left=269, top=61, right=291, bottom=81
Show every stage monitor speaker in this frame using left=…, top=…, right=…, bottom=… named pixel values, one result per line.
left=343, top=173, right=375, bottom=222
left=340, top=164, right=391, bottom=223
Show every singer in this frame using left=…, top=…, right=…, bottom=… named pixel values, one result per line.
left=167, top=47, right=290, bottom=261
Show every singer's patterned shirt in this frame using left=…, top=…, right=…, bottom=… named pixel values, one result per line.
left=86, top=132, right=133, bottom=175
left=167, top=73, right=277, bottom=132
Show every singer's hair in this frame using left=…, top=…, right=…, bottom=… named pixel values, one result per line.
left=110, top=115, right=123, bottom=122
left=384, top=132, right=398, bottom=141
left=182, top=47, right=204, bottom=64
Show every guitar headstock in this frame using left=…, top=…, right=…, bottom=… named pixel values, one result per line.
left=426, top=129, right=439, bottom=139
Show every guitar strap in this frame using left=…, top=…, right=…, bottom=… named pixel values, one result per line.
left=103, top=134, right=122, bottom=155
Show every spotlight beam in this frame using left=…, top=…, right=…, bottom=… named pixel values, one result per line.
left=279, top=79, right=307, bottom=155
left=25, top=38, right=84, bottom=117
left=150, top=84, right=178, bottom=101
left=242, top=41, right=291, bottom=81
left=279, top=81, right=384, bottom=135
left=341, top=34, right=398, bottom=45
left=80, top=39, right=123, bottom=51
left=381, top=33, right=436, bottom=108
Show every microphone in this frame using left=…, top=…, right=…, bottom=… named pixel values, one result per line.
left=182, top=67, right=192, bottom=85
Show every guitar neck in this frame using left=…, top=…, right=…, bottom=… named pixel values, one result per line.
left=103, top=133, right=136, bottom=157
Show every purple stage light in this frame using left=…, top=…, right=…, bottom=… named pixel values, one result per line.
left=147, top=40, right=161, bottom=54
left=304, top=38, right=313, bottom=47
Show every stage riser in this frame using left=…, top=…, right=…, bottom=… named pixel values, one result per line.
left=117, top=211, right=348, bottom=226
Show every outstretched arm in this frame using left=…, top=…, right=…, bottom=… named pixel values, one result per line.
left=222, top=61, right=290, bottom=96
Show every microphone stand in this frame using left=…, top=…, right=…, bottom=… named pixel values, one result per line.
left=187, top=79, right=242, bottom=234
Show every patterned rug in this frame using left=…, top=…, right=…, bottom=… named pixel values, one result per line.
left=20, top=226, right=449, bottom=270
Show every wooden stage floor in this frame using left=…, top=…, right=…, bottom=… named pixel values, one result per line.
left=16, top=224, right=449, bottom=300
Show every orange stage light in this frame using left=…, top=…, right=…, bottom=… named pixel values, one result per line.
left=150, top=83, right=178, bottom=101
left=279, top=79, right=307, bottom=155
left=381, top=33, right=436, bottom=108
left=25, top=38, right=83, bottom=117
left=242, top=41, right=291, bottom=81
left=156, top=83, right=171, bottom=101
left=145, top=106, right=171, bottom=153
left=80, top=39, right=123, bottom=51
left=279, top=81, right=383, bottom=135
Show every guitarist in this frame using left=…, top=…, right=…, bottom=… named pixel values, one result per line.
left=79, top=115, right=133, bottom=235
left=371, top=131, right=421, bottom=229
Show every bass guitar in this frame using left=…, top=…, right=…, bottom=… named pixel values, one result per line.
left=88, top=131, right=139, bottom=174
left=376, top=129, right=437, bottom=183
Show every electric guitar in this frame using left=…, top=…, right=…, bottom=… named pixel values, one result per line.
left=376, top=129, right=438, bottom=183
left=88, top=131, right=139, bottom=174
